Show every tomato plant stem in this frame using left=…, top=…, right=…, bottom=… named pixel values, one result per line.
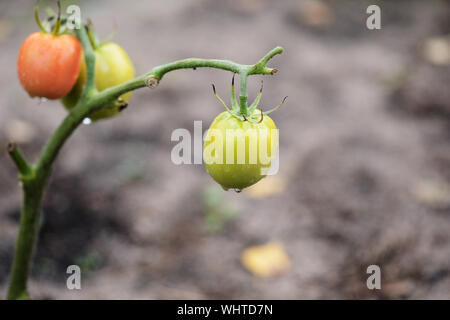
left=239, top=72, right=248, bottom=115
left=6, top=176, right=45, bottom=300
left=76, top=27, right=97, bottom=100
left=7, top=143, right=32, bottom=176
left=6, top=20, right=283, bottom=299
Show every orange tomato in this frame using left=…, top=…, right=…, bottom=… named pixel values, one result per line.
left=17, top=32, right=82, bottom=99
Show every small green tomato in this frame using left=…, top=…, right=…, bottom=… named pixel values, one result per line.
left=203, top=75, right=285, bottom=192
left=62, top=42, right=135, bottom=121
left=203, top=109, right=278, bottom=191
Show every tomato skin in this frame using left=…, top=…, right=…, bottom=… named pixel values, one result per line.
left=203, top=110, right=278, bottom=191
left=62, top=42, right=135, bottom=120
left=17, top=32, right=82, bottom=99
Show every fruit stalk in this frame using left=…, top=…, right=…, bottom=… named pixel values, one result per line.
left=239, top=72, right=248, bottom=115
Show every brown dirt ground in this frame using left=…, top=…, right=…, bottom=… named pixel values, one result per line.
left=1, top=0, right=450, bottom=299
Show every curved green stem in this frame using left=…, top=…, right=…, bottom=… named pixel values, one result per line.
left=151, top=58, right=244, bottom=80
left=75, top=27, right=97, bottom=100
left=6, top=20, right=283, bottom=299
left=91, top=47, right=281, bottom=111
left=34, top=5, right=48, bottom=34
left=253, top=46, right=283, bottom=73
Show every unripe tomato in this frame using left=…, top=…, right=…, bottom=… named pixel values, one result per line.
left=62, top=42, right=135, bottom=121
left=17, top=32, right=82, bottom=99
left=203, top=110, right=278, bottom=191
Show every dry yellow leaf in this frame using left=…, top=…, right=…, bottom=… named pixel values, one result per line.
left=423, top=36, right=450, bottom=66
left=245, top=175, right=286, bottom=198
left=296, top=0, right=334, bottom=27
left=241, top=242, right=291, bottom=278
left=413, top=181, right=450, bottom=209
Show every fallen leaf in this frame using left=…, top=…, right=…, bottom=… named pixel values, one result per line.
left=413, top=181, right=450, bottom=209
left=245, top=175, right=286, bottom=198
left=241, top=241, right=291, bottom=278
left=423, top=36, right=450, bottom=66
left=296, top=0, right=334, bottom=27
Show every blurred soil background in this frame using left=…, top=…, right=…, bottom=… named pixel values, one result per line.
left=1, top=0, right=450, bottom=299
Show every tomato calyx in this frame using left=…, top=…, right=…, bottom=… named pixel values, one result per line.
left=85, top=20, right=101, bottom=50
left=211, top=74, right=287, bottom=123
left=52, top=1, right=62, bottom=36
left=34, top=1, right=64, bottom=36
left=34, top=5, right=47, bottom=34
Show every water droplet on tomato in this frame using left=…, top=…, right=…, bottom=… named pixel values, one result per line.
left=83, top=118, right=92, bottom=125
left=38, top=97, right=48, bottom=104
left=234, top=188, right=242, bottom=193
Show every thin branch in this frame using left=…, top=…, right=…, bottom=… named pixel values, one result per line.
left=7, top=143, right=32, bottom=176
left=151, top=58, right=245, bottom=81
left=87, top=46, right=284, bottom=112
left=252, top=46, right=283, bottom=74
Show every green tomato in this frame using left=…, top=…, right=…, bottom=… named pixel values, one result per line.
left=62, top=42, right=135, bottom=121
left=203, top=110, right=278, bottom=191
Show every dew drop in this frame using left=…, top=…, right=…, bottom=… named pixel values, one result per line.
left=234, top=188, right=242, bottom=193
left=38, top=97, right=48, bottom=104
left=82, top=118, right=92, bottom=125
